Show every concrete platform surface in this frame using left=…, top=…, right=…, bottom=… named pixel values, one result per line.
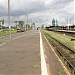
left=0, top=31, right=41, bottom=75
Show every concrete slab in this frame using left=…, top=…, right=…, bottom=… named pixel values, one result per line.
left=0, top=31, right=41, bottom=75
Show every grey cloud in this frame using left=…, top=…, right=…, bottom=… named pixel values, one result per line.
left=0, top=0, right=74, bottom=25
left=45, top=0, right=74, bottom=10
left=0, top=0, right=74, bottom=16
left=10, top=0, right=45, bottom=16
left=0, top=0, right=45, bottom=16
left=59, top=0, right=73, bottom=4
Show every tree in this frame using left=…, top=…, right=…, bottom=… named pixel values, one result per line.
left=18, top=21, right=24, bottom=28
left=26, top=24, right=31, bottom=30
left=15, top=21, right=18, bottom=29
left=0, top=19, right=4, bottom=29
left=2, top=19, right=4, bottom=25
left=31, top=23, right=36, bottom=30
left=0, top=19, right=4, bottom=25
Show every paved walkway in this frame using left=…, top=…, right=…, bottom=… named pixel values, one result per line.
left=0, top=31, right=41, bottom=75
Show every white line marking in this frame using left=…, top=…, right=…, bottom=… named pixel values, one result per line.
left=13, top=34, right=25, bottom=40
left=40, top=32, right=48, bottom=75
left=0, top=43, right=7, bottom=46
left=44, top=35, right=71, bottom=75
left=0, top=34, right=26, bottom=47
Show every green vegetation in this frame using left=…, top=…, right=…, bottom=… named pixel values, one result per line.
left=42, top=30, right=75, bottom=51
left=58, top=69, right=64, bottom=75
left=18, top=21, right=24, bottom=28
left=41, top=30, right=75, bottom=75
left=0, top=19, right=4, bottom=25
left=0, top=28, right=16, bottom=37
left=33, top=64, right=40, bottom=69
left=26, top=24, right=32, bottom=30
left=15, top=20, right=24, bottom=29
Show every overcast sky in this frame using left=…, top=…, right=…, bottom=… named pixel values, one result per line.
left=0, top=0, right=75, bottom=26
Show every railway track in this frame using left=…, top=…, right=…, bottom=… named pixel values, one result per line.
left=43, top=33, right=75, bottom=75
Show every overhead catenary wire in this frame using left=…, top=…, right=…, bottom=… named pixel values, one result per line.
left=49, top=0, right=62, bottom=10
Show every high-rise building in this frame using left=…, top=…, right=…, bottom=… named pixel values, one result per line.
left=56, top=19, right=58, bottom=26
left=52, top=18, right=58, bottom=26
left=52, top=18, right=55, bottom=26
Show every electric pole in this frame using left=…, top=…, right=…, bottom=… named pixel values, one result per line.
left=8, top=0, right=11, bottom=39
left=26, top=14, right=28, bottom=31
left=67, top=17, right=69, bottom=30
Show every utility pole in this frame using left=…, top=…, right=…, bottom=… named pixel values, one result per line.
left=8, top=0, right=11, bottom=39
left=67, top=17, right=69, bottom=30
left=26, top=14, right=28, bottom=31
left=25, top=15, right=27, bottom=31
left=24, top=15, right=26, bottom=31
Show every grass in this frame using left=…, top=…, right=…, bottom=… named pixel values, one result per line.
left=41, top=30, right=75, bottom=51
left=58, top=69, right=64, bottom=75
left=0, top=29, right=16, bottom=37
left=0, top=42, right=3, bottom=44
left=33, top=64, right=40, bottom=69
left=41, top=30, right=75, bottom=75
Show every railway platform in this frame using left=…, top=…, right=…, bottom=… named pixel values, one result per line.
left=0, top=31, right=41, bottom=75
left=0, top=30, right=71, bottom=75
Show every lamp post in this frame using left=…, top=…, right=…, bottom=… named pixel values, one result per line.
left=27, top=14, right=28, bottom=31
left=67, top=17, right=69, bottom=30
left=8, top=0, right=11, bottom=39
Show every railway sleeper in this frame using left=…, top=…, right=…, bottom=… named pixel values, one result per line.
left=48, top=34, right=75, bottom=53
left=57, top=50, right=75, bottom=75
left=44, top=33, right=75, bottom=75
left=49, top=41, right=75, bottom=75
left=56, top=48, right=75, bottom=75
